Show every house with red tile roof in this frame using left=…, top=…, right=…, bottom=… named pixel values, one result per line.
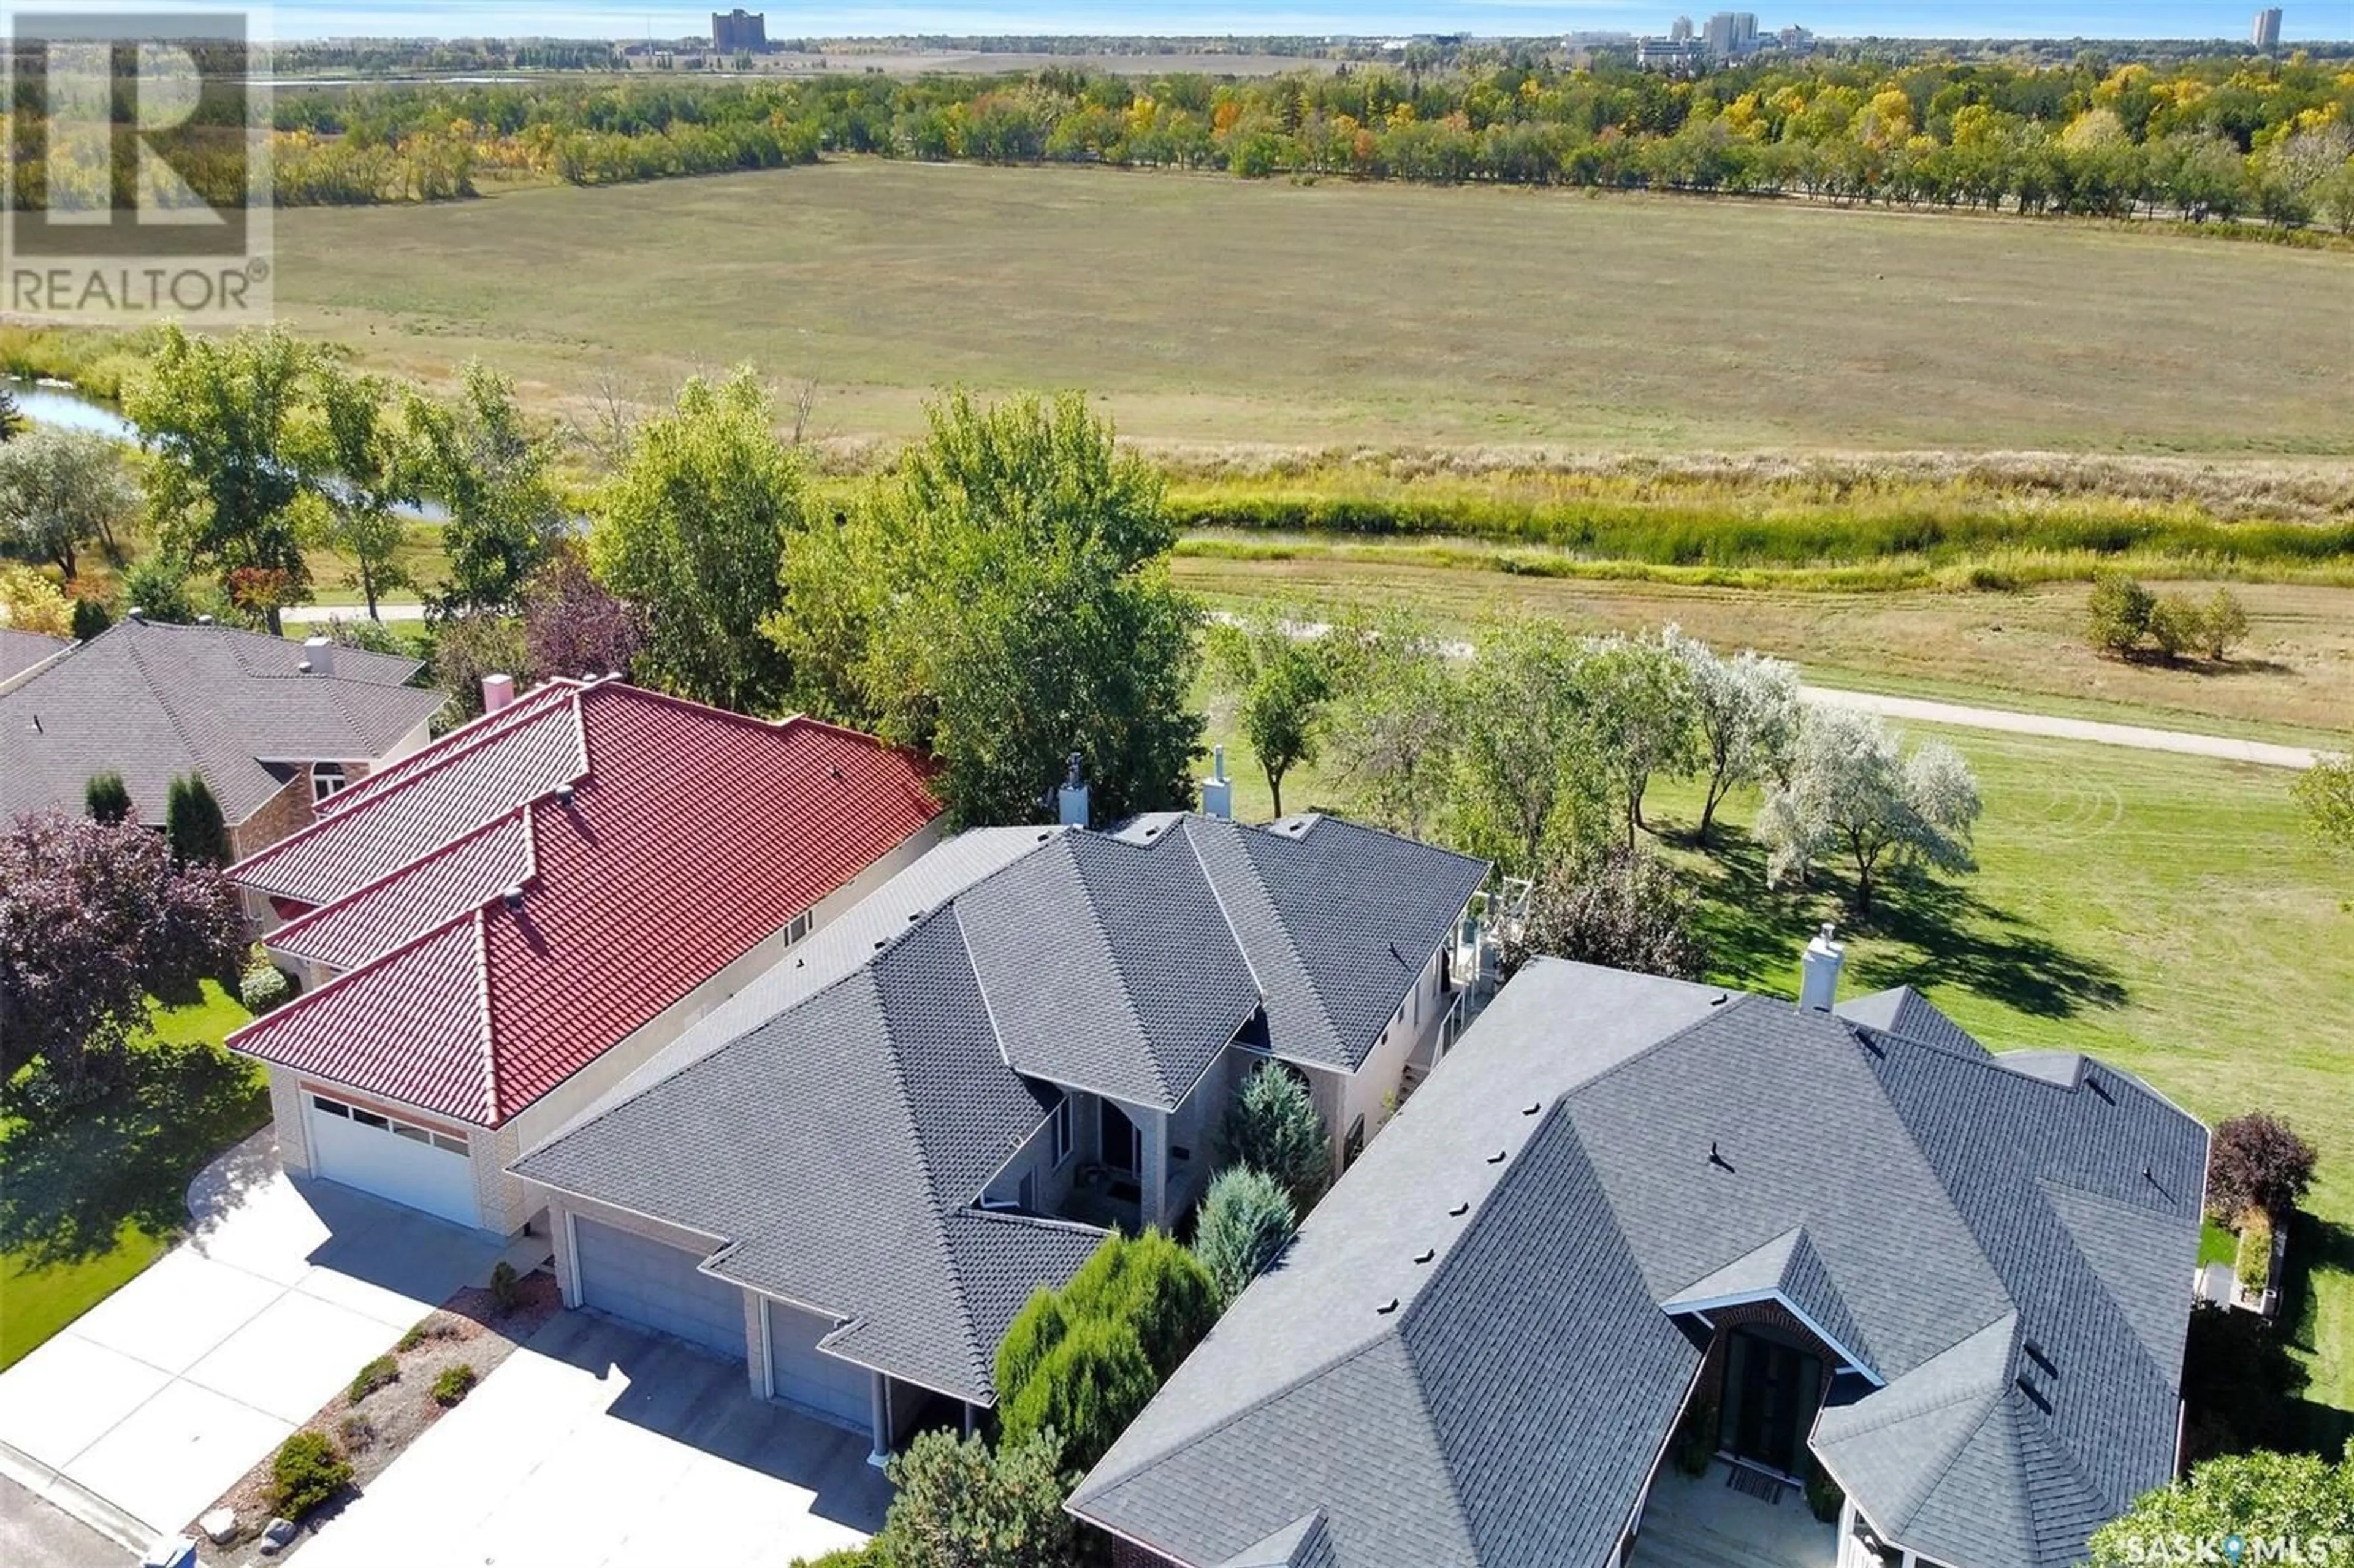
left=225, top=675, right=944, bottom=1233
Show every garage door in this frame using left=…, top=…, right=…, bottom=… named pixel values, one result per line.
left=305, top=1092, right=479, bottom=1229
left=763, top=1299, right=872, bottom=1431
left=573, top=1217, right=747, bottom=1361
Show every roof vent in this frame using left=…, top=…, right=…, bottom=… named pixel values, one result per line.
left=1522, top=1102, right=1541, bottom=1116
left=1448, top=1201, right=1469, bottom=1217
left=907, top=910, right=922, bottom=922
left=829, top=764, right=843, bottom=780
left=1413, top=1248, right=1435, bottom=1265
left=127, top=606, right=146, bottom=623
left=2014, top=1374, right=2053, bottom=1414
left=2024, top=1339, right=2058, bottom=1379
left=1707, top=1141, right=1736, bottom=1173
left=1710, top=992, right=1729, bottom=1007
left=1485, top=1149, right=1506, bottom=1165
left=196, top=613, right=213, bottom=626
left=296, top=659, right=313, bottom=674
left=874, top=938, right=888, bottom=950
left=1388, top=942, right=1408, bottom=967
left=555, top=785, right=575, bottom=807
left=2086, top=1073, right=2114, bottom=1104
left=502, top=885, right=525, bottom=912
left=1376, top=1298, right=1400, bottom=1315
left=27, top=713, right=40, bottom=734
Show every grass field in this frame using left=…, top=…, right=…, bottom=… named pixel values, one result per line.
left=1179, top=551, right=2354, bottom=740
left=1203, top=701, right=2354, bottom=1430
left=0, top=984, right=262, bottom=1371
left=269, top=159, right=2354, bottom=456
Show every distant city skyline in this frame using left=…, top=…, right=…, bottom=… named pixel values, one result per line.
left=96, top=1, right=2340, bottom=44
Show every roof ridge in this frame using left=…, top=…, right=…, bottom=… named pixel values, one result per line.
left=473, top=907, right=501, bottom=1121
left=226, top=899, right=488, bottom=1050
left=1213, top=817, right=1352, bottom=1054
left=1064, top=836, right=1178, bottom=1106
left=1176, top=818, right=1270, bottom=1010
left=113, top=620, right=211, bottom=794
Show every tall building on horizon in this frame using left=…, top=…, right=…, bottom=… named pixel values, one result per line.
left=1670, top=14, right=1695, bottom=40
left=712, top=8, right=767, bottom=53
left=1702, top=10, right=1759, bottom=58
left=2252, top=6, right=2283, bottom=48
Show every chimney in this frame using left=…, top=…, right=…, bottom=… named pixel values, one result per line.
left=303, top=634, right=334, bottom=677
left=127, top=606, right=146, bottom=624
left=1056, top=752, right=1090, bottom=828
left=1200, top=745, right=1232, bottom=820
left=1799, top=922, right=1844, bottom=1011
left=482, top=672, right=516, bottom=714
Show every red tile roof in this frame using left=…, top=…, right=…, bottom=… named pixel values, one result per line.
left=228, top=681, right=941, bottom=1125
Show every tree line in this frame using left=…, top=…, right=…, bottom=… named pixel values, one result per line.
left=208, top=53, right=2354, bottom=227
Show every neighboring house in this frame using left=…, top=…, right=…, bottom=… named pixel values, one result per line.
left=0, top=626, right=72, bottom=694
left=0, top=616, right=444, bottom=862
left=224, top=675, right=945, bottom=1236
left=511, top=808, right=1488, bottom=1461
left=1070, top=948, right=2207, bottom=1568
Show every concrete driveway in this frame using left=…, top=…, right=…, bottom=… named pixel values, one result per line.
left=295, top=1311, right=891, bottom=1568
left=0, top=1133, right=500, bottom=1548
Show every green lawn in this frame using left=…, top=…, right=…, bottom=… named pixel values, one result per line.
left=0, top=983, right=264, bottom=1370
left=1206, top=707, right=2354, bottom=1435
left=2202, top=1219, right=2241, bottom=1270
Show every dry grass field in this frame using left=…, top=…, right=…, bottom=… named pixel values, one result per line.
left=270, top=159, right=2354, bottom=455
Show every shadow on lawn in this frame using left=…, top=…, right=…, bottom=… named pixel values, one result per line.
left=1685, top=829, right=2126, bottom=1022
left=2280, top=1213, right=2354, bottom=1457
left=0, top=1038, right=269, bottom=1269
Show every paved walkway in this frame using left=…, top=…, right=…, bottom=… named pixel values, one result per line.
left=0, top=1133, right=500, bottom=1550
left=1800, top=686, right=2320, bottom=770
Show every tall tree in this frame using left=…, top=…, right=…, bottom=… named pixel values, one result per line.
left=522, top=542, right=644, bottom=683
left=1448, top=622, right=1598, bottom=879
left=1323, top=607, right=1461, bottom=840
left=2205, top=1111, right=2320, bottom=1225
left=771, top=390, right=1202, bottom=826
left=1666, top=626, right=1800, bottom=846
left=589, top=369, right=799, bottom=710
left=311, top=361, right=414, bottom=620
left=123, top=325, right=320, bottom=634
left=404, top=361, right=564, bottom=616
left=1501, top=842, right=1710, bottom=983
left=1206, top=609, right=1334, bottom=819
left=0, top=812, right=242, bottom=1089
left=82, top=772, right=132, bottom=824
left=2089, top=1448, right=2354, bottom=1567
left=0, top=426, right=138, bottom=578
left=1755, top=708, right=1982, bottom=914
left=1576, top=630, right=1699, bottom=844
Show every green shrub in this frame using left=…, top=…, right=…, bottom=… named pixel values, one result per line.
left=118, top=551, right=197, bottom=624
left=2085, top=570, right=2155, bottom=656
left=993, top=1290, right=1071, bottom=1410
left=2147, top=592, right=2207, bottom=660
left=2201, top=587, right=2250, bottom=660
left=790, top=1545, right=892, bottom=1568
left=878, top=1428, right=1071, bottom=1568
left=268, top=1431, right=351, bottom=1520
left=1056, top=1230, right=1217, bottom=1380
left=489, top=1259, right=520, bottom=1313
left=1219, top=1063, right=1331, bottom=1212
left=997, top=1316, right=1158, bottom=1472
left=164, top=772, right=230, bottom=866
left=82, top=771, right=131, bottom=824
left=242, top=962, right=292, bottom=1013
left=2235, top=1209, right=2275, bottom=1293
left=346, top=1353, right=398, bottom=1404
left=430, top=1365, right=476, bottom=1406
left=69, top=596, right=112, bottom=641
left=396, top=1322, right=427, bottom=1352
left=1192, top=1166, right=1297, bottom=1306
left=1672, top=1397, right=1719, bottom=1477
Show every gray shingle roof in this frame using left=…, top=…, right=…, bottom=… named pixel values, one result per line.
left=0, top=627, right=70, bottom=687
left=516, top=813, right=1485, bottom=1405
left=1072, top=960, right=2205, bottom=1568
left=0, top=619, right=443, bottom=826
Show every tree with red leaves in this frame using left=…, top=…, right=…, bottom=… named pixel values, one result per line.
left=0, top=813, right=242, bottom=1090
left=523, top=543, right=644, bottom=684
left=2205, top=1111, right=2320, bottom=1225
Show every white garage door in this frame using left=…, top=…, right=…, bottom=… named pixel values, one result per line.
left=305, top=1092, right=479, bottom=1229
left=763, top=1299, right=872, bottom=1431
left=574, top=1217, right=747, bottom=1361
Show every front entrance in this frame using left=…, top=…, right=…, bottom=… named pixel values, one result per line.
left=1101, top=1101, right=1141, bottom=1176
left=1721, top=1326, right=1823, bottom=1478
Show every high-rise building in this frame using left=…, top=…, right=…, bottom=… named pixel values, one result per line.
left=712, top=8, right=767, bottom=52
left=1670, top=15, right=1695, bottom=40
left=2252, top=7, right=2282, bottom=48
left=1702, top=10, right=1759, bottom=58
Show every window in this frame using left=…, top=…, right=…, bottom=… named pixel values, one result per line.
left=431, top=1132, right=468, bottom=1154
left=1049, top=1095, right=1073, bottom=1168
left=1343, top=1114, right=1367, bottom=1169
left=393, top=1124, right=432, bottom=1144
left=786, top=910, right=812, bottom=945
left=351, top=1108, right=389, bottom=1130
left=312, top=1095, right=349, bottom=1118
left=312, top=762, right=347, bottom=803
